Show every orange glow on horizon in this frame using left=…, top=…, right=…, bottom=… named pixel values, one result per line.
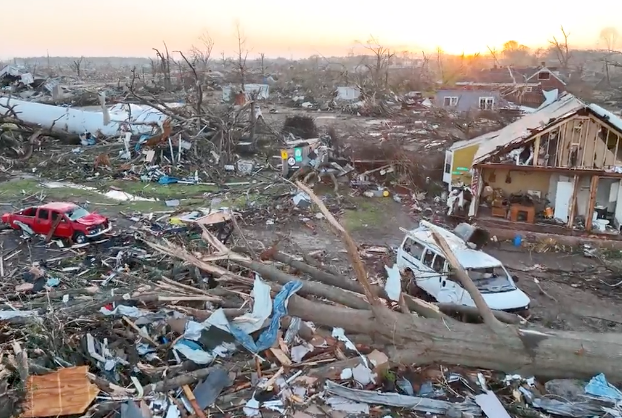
left=1, top=0, right=620, bottom=59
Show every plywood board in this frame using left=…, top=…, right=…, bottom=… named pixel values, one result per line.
left=22, top=366, right=99, bottom=417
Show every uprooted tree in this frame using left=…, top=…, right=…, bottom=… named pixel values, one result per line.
left=149, top=181, right=622, bottom=383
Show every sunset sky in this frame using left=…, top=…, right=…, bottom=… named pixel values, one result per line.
left=3, top=0, right=620, bottom=59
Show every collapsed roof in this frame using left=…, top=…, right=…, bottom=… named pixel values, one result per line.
left=469, top=92, right=622, bottom=165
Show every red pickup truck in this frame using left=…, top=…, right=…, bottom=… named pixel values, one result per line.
left=2, top=202, right=112, bottom=244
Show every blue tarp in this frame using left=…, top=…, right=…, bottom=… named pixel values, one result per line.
left=226, top=281, right=302, bottom=353
left=585, top=373, right=622, bottom=401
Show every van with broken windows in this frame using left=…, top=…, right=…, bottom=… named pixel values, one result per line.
left=395, top=221, right=530, bottom=313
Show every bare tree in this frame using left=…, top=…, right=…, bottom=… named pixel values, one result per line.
left=233, top=22, right=257, bottom=146
left=486, top=46, right=500, bottom=67
left=358, top=35, right=394, bottom=93
left=71, top=56, right=84, bottom=77
left=600, top=27, right=619, bottom=52
left=148, top=58, right=158, bottom=77
left=234, top=21, right=249, bottom=89
left=176, top=51, right=203, bottom=115
left=549, top=26, right=572, bottom=69
left=259, top=53, right=266, bottom=76
left=153, top=42, right=173, bottom=91
left=190, top=30, right=214, bottom=74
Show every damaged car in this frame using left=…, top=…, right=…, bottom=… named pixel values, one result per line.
left=396, top=220, right=530, bottom=313
left=2, top=202, right=112, bottom=244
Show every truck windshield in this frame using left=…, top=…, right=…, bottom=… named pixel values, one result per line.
left=66, top=207, right=89, bottom=221
left=465, top=266, right=515, bottom=293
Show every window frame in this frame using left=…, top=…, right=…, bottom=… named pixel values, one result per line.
left=538, top=71, right=550, bottom=80
left=444, top=152, right=452, bottom=174
left=403, top=237, right=425, bottom=260
left=478, top=96, right=494, bottom=110
left=443, top=96, right=458, bottom=107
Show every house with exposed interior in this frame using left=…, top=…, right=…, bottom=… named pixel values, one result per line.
left=435, top=89, right=509, bottom=112
left=454, top=64, right=568, bottom=107
left=443, top=92, right=622, bottom=236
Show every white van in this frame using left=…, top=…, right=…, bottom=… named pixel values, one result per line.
left=396, top=221, right=530, bottom=312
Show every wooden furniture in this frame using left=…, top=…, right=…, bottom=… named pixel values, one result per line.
left=510, top=204, right=535, bottom=223
left=491, top=206, right=507, bottom=218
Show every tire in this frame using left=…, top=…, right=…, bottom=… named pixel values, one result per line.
left=73, top=232, right=87, bottom=244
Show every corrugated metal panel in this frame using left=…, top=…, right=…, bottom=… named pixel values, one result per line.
left=472, top=93, right=586, bottom=164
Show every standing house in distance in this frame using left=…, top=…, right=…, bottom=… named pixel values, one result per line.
left=455, top=64, right=568, bottom=107
left=434, top=89, right=508, bottom=112
left=462, top=93, right=622, bottom=236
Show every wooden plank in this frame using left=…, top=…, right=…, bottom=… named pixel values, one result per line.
left=44, top=216, right=62, bottom=243
left=533, top=135, right=541, bottom=166
left=269, top=347, right=292, bottom=367
left=578, top=120, right=589, bottom=168
left=585, top=175, right=600, bottom=231
left=22, top=366, right=99, bottom=418
left=566, top=175, right=581, bottom=228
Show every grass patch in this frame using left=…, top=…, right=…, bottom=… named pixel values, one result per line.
left=341, top=197, right=395, bottom=232
left=0, top=178, right=206, bottom=213
left=105, top=180, right=218, bottom=199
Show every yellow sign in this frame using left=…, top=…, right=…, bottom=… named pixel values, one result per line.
left=280, top=150, right=289, bottom=160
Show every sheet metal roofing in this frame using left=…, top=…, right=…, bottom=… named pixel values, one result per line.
left=472, top=93, right=586, bottom=164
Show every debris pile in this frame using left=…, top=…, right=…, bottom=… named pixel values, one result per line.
left=0, top=181, right=620, bottom=418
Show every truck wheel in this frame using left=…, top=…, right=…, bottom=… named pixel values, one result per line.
left=73, top=232, right=87, bottom=244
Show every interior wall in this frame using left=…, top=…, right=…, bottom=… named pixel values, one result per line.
left=548, top=173, right=560, bottom=204
left=596, top=178, right=618, bottom=212
left=483, top=168, right=550, bottom=196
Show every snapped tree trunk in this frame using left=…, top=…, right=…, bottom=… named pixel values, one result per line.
left=287, top=294, right=622, bottom=382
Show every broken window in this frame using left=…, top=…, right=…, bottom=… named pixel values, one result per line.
left=51, top=211, right=67, bottom=223
left=432, top=255, right=447, bottom=273
left=478, top=97, right=494, bottom=110
left=443, top=97, right=458, bottom=107
left=422, top=250, right=435, bottom=268
left=21, top=207, right=36, bottom=216
left=538, top=71, right=550, bottom=80
left=37, top=209, right=49, bottom=220
left=403, top=238, right=425, bottom=259
left=466, top=266, right=514, bottom=293
left=444, top=152, right=452, bottom=174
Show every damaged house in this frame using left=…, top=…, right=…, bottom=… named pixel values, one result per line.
left=455, top=64, right=568, bottom=108
left=447, top=92, right=622, bottom=236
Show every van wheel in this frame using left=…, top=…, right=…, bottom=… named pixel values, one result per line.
left=72, top=232, right=87, bottom=244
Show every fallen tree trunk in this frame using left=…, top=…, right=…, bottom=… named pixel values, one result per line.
left=286, top=293, right=622, bottom=382
left=157, top=233, right=622, bottom=382
left=235, top=259, right=371, bottom=310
